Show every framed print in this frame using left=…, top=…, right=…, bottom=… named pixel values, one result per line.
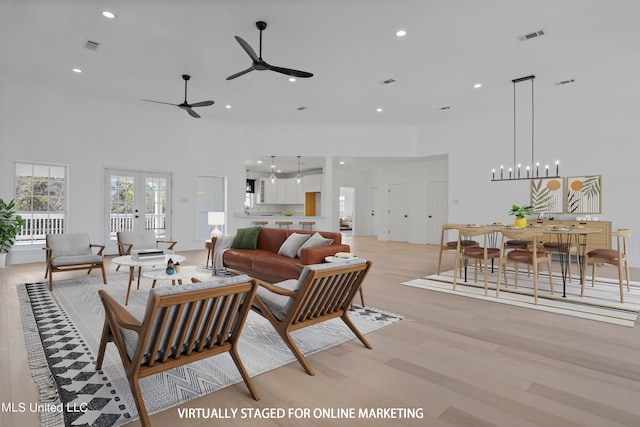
left=566, top=175, right=602, bottom=214
left=531, top=178, right=564, bottom=214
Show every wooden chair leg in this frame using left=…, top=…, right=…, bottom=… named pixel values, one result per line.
left=341, top=313, right=373, bottom=350
left=280, top=330, right=315, bottom=376
left=547, top=258, right=554, bottom=295
left=229, top=346, right=260, bottom=401
left=96, top=321, right=111, bottom=370
left=101, top=263, right=107, bottom=284
left=625, top=260, right=631, bottom=292
left=129, top=377, right=151, bottom=427
left=618, top=262, right=625, bottom=303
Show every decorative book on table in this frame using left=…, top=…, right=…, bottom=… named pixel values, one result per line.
left=131, top=249, right=165, bottom=260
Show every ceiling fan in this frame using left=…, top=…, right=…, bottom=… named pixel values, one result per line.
left=142, top=74, right=214, bottom=118
left=227, top=21, right=314, bottom=80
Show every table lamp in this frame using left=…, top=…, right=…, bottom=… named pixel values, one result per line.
left=208, top=212, right=225, bottom=237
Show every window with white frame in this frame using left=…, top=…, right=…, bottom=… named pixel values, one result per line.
left=14, top=161, right=68, bottom=245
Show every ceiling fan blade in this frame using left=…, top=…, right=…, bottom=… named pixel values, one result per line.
left=185, top=107, right=201, bottom=118
left=141, top=99, right=179, bottom=106
left=189, top=100, right=215, bottom=107
left=268, top=65, right=314, bottom=78
left=226, top=67, right=254, bottom=80
left=235, top=36, right=259, bottom=62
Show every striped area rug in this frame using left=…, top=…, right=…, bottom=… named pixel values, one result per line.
left=19, top=267, right=401, bottom=427
left=402, top=268, right=640, bottom=327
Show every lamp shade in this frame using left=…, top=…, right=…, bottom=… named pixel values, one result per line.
left=208, top=212, right=225, bottom=226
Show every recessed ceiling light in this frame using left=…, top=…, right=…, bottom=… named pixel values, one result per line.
left=288, top=77, right=296, bottom=82
left=376, top=108, right=383, bottom=112
left=225, top=105, right=232, bottom=109
left=473, top=83, right=482, bottom=88
left=395, top=30, right=407, bottom=37
left=257, top=160, right=263, bottom=164
left=72, top=68, right=82, bottom=73
left=277, top=169, right=282, bottom=173
left=339, top=161, right=345, bottom=165
left=102, top=11, right=116, bottom=19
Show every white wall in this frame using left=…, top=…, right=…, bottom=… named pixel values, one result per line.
left=417, top=78, right=640, bottom=266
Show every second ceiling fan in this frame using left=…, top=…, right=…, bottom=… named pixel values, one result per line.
left=227, top=21, right=314, bottom=80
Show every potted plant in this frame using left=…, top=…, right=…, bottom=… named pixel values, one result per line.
left=508, top=204, right=533, bottom=228
left=0, top=198, right=26, bottom=267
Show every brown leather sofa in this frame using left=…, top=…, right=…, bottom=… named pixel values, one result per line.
left=214, top=228, right=350, bottom=283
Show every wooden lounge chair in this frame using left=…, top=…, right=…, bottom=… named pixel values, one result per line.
left=96, top=275, right=259, bottom=427
left=44, top=232, right=106, bottom=291
left=251, top=258, right=373, bottom=376
left=116, top=230, right=177, bottom=272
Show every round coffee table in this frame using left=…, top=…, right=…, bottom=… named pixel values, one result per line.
left=113, top=254, right=185, bottom=305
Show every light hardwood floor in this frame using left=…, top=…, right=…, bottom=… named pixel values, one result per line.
left=2, top=236, right=640, bottom=427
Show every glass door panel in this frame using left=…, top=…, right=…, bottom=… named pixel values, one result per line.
left=105, top=169, right=172, bottom=253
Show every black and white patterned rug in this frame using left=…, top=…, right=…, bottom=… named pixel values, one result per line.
left=18, top=271, right=402, bottom=427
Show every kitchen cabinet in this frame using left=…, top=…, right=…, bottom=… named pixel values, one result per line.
left=302, top=173, right=323, bottom=193
left=258, top=178, right=303, bottom=204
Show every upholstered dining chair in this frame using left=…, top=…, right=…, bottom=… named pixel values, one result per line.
left=581, top=228, right=631, bottom=303
left=44, top=232, right=107, bottom=291
left=96, top=275, right=260, bottom=427
left=437, top=224, right=478, bottom=275
left=251, top=258, right=372, bottom=376
left=496, top=228, right=553, bottom=305
left=452, top=227, right=501, bottom=295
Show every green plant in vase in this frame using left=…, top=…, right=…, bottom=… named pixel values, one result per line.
left=508, top=204, right=533, bottom=228
left=0, top=198, right=26, bottom=267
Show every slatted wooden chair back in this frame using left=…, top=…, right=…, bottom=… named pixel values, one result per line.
left=252, top=259, right=373, bottom=376
left=287, top=261, right=370, bottom=330
left=96, top=275, right=259, bottom=427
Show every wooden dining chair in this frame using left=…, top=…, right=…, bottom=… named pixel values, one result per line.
left=437, top=224, right=478, bottom=275
left=452, top=227, right=501, bottom=295
left=496, top=228, right=553, bottom=304
left=581, top=228, right=631, bottom=303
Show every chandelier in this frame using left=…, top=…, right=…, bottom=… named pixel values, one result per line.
left=492, top=75, right=560, bottom=181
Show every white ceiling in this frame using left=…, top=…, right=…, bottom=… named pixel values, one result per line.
left=2, top=0, right=638, bottom=129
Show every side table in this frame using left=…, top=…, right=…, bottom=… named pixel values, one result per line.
left=142, top=266, right=195, bottom=288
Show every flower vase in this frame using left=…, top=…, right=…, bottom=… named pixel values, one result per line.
left=515, top=217, right=527, bottom=228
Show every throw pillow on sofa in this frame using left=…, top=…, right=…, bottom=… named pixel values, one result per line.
left=278, top=233, right=311, bottom=258
left=296, top=232, right=334, bottom=258
left=231, top=226, right=261, bottom=250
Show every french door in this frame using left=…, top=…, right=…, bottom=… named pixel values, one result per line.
left=104, top=169, right=172, bottom=254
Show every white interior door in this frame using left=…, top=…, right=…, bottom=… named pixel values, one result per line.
left=105, top=169, right=172, bottom=253
left=388, top=183, right=409, bottom=242
left=427, top=181, right=448, bottom=245
left=370, top=187, right=378, bottom=237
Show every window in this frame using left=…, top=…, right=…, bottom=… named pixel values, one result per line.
left=14, top=161, right=67, bottom=245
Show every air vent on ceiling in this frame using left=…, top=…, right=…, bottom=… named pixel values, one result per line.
left=296, top=106, right=307, bottom=111
left=380, top=78, right=396, bottom=85
left=440, top=106, right=451, bottom=110
left=556, top=79, right=576, bottom=86
left=519, top=30, right=545, bottom=42
left=84, top=40, right=100, bottom=51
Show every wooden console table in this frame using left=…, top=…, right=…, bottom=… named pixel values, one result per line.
left=527, top=220, right=611, bottom=253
